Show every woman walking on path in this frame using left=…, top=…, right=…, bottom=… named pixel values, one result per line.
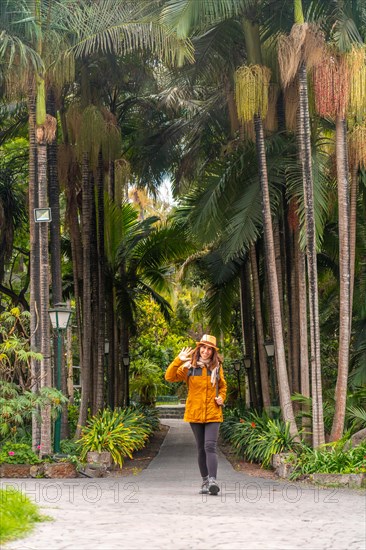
left=165, top=334, right=227, bottom=495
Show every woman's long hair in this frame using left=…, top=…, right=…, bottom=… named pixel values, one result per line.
left=191, top=345, right=222, bottom=370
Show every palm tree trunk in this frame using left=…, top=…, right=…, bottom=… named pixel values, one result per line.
left=28, top=84, right=41, bottom=451
left=47, top=88, right=69, bottom=439
left=330, top=116, right=351, bottom=441
left=254, top=114, right=298, bottom=438
left=114, top=315, right=121, bottom=407
left=37, top=137, right=52, bottom=455
left=76, top=152, right=92, bottom=437
left=296, top=236, right=311, bottom=438
left=106, top=277, right=115, bottom=408
left=298, top=60, right=324, bottom=447
left=239, top=261, right=258, bottom=409
left=90, top=180, right=98, bottom=412
left=95, top=150, right=105, bottom=411
left=250, top=244, right=271, bottom=409
left=65, top=176, right=83, bottom=400
left=349, top=165, right=357, bottom=321
left=285, top=211, right=300, bottom=397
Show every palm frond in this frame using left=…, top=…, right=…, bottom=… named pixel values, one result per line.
left=62, top=0, right=194, bottom=66
left=160, top=0, right=244, bottom=38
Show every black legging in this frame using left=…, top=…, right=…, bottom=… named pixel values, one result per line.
left=190, top=422, right=220, bottom=478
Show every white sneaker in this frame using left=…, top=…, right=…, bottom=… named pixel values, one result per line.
left=199, top=479, right=209, bottom=494
left=208, top=477, right=220, bottom=495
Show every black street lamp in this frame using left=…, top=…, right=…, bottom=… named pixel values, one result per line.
left=49, top=302, right=72, bottom=454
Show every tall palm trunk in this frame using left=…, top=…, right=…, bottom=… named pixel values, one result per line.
left=76, top=152, right=92, bottom=437
left=298, top=60, right=325, bottom=446
left=330, top=116, right=351, bottom=441
left=250, top=245, right=271, bottom=409
left=254, top=115, right=298, bottom=438
left=47, top=88, right=68, bottom=439
left=240, top=18, right=298, bottom=436
left=295, top=226, right=311, bottom=435
left=239, top=261, right=258, bottom=409
left=28, top=83, right=41, bottom=450
left=37, top=135, right=52, bottom=455
left=95, top=150, right=105, bottom=411
left=90, top=181, right=98, bottom=412
left=285, top=210, right=300, bottom=397
left=349, top=165, right=358, bottom=320
left=66, top=176, right=83, bottom=394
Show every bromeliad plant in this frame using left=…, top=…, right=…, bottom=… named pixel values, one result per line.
left=222, top=410, right=299, bottom=467
left=77, top=408, right=151, bottom=468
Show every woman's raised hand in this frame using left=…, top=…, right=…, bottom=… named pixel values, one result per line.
left=178, top=347, right=193, bottom=362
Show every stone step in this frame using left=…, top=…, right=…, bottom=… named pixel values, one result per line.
left=156, top=405, right=185, bottom=419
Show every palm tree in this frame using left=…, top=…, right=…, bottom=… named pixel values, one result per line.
left=276, top=0, right=326, bottom=446
left=104, top=198, right=194, bottom=409
left=160, top=0, right=299, bottom=437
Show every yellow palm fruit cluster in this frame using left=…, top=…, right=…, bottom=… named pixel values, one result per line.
left=234, top=65, right=271, bottom=123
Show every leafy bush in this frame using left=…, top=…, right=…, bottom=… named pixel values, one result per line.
left=129, top=359, right=166, bottom=405
left=78, top=408, right=151, bottom=468
left=60, top=439, right=80, bottom=456
left=292, top=387, right=366, bottom=437
left=222, top=409, right=298, bottom=467
left=0, top=487, right=48, bottom=543
left=0, top=442, right=40, bottom=465
left=289, top=440, right=366, bottom=479
left=0, top=382, right=68, bottom=442
left=67, top=403, right=79, bottom=438
left=0, top=308, right=42, bottom=390
left=128, top=404, right=160, bottom=434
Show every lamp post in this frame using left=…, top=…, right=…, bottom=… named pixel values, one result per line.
left=122, top=353, right=130, bottom=406
left=233, top=359, right=242, bottom=402
left=49, top=303, right=72, bottom=454
left=264, top=339, right=277, bottom=405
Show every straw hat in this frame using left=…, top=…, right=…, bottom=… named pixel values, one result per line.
left=196, top=334, right=219, bottom=351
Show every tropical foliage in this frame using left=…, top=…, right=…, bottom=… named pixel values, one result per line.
left=0, top=442, right=40, bottom=465
left=0, top=0, right=366, bottom=458
left=77, top=407, right=153, bottom=468
left=0, top=382, right=67, bottom=442
left=288, top=440, right=366, bottom=479
left=221, top=408, right=299, bottom=467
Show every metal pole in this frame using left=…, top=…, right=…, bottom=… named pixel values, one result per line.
left=54, top=329, right=62, bottom=453
left=237, top=370, right=241, bottom=401
left=269, top=357, right=276, bottom=405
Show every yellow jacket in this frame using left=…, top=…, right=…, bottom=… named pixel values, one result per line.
left=165, top=356, right=227, bottom=423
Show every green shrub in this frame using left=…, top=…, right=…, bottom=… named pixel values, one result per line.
left=0, top=381, right=67, bottom=442
left=67, top=404, right=79, bottom=438
left=128, top=404, right=160, bottom=434
left=289, top=440, right=366, bottom=479
left=77, top=408, right=150, bottom=468
left=0, top=487, right=48, bottom=543
left=60, top=439, right=80, bottom=456
left=222, top=410, right=298, bottom=467
left=0, top=443, right=40, bottom=465
left=129, top=359, right=166, bottom=405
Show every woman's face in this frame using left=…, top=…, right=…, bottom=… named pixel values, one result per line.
left=200, top=345, right=213, bottom=360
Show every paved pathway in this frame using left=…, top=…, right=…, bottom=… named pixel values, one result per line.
left=2, top=419, right=365, bottom=549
